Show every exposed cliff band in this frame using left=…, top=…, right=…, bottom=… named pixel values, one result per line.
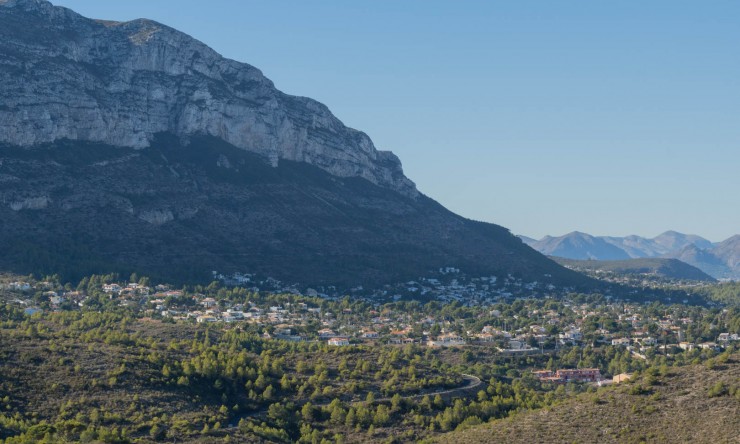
left=0, top=0, right=417, bottom=196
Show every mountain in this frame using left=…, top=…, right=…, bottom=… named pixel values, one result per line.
left=666, top=236, right=740, bottom=281
left=525, top=231, right=714, bottom=261
left=527, top=232, right=632, bottom=261
left=518, top=235, right=538, bottom=247
left=524, top=231, right=740, bottom=280
left=0, top=0, right=415, bottom=196
left=602, top=234, right=668, bottom=258
left=712, top=235, right=740, bottom=270
left=552, top=257, right=716, bottom=282
left=652, top=230, right=715, bottom=252
left=0, top=0, right=590, bottom=289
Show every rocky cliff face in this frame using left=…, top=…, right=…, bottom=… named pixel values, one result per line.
left=0, top=0, right=416, bottom=196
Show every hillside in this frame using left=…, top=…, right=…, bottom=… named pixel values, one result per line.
left=443, top=354, right=740, bottom=444
left=668, top=235, right=740, bottom=281
left=0, top=0, right=590, bottom=290
left=0, top=136, right=588, bottom=288
left=667, top=245, right=732, bottom=281
left=552, top=257, right=716, bottom=282
left=0, top=308, right=468, bottom=443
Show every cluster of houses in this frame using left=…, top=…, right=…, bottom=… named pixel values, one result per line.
left=533, top=368, right=603, bottom=383
left=2, top=277, right=739, bottom=357
left=532, top=368, right=633, bottom=386
left=1, top=280, right=86, bottom=314
left=214, top=269, right=558, bottom=306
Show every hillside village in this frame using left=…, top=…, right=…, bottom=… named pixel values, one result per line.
left=1, top=271, right=738, bottom=443
left=3, top=272, right=737, bottom=380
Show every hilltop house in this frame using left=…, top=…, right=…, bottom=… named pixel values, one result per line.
left=533, top=368, right=602, bottom=383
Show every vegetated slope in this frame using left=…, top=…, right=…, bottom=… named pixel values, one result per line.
left=552, top=257, right=716, bottom=282
left=0, top=310, right=465, bottom=443
left=443, top=354, right=740, bottom=444
left=0, top=136, right=589, bottom=288
left=703, top=281, right=740, bottom=306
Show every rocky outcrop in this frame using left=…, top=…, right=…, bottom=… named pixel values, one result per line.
left=138, top=209, right=174, bottom=226
left=0, top=0, right=416, bottom=196
left=9, top=195, right=49, bottom=211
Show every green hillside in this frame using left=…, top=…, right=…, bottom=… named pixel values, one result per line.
left=442, top=353, right=739, bottom=444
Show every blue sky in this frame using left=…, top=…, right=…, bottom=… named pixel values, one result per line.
left=53, top=1, right=740, bottom=241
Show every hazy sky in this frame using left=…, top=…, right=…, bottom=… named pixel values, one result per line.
left=53, top=1, right=740, bottom=241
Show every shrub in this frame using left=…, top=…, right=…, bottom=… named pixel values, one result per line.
left=707, top=382, right=727, bottom=398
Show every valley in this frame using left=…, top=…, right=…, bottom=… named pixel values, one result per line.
left=0, top=272, right=738, bottom=443
left=0, top=1, right=738, bottom=443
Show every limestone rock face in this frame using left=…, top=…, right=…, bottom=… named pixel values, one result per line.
left=0, top=0, right=416, bottom=196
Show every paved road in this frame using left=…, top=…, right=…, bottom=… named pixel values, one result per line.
left=227, top=373, right=482, bottom=429
left=392, top=373, right=482, bottom=402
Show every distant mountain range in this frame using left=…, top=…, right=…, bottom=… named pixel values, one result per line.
left=520, top=231, right=740, bottom=280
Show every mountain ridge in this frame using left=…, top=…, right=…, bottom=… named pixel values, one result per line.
left=522, top=231, right=740, bottom=280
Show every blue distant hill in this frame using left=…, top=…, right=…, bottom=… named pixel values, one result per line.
left=521, top=231, right=740, bottom=280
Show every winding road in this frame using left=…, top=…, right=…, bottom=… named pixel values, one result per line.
left=391, top=373, right=482, bottom=402
left=227, top=373, right=482, bottom=429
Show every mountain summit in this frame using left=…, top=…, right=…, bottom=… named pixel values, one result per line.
left=0, top=1, right=588, bottom=288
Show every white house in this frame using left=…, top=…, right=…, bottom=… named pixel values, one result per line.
left=196, top=315, right=217, bottom=323
left=318, top=329, right=336, bottom=338
left=427, top=333, right=465, bottom=347
left=328, top=337, right=350, bottom=346
left=718, top=333, right=739, bottom=343
left=103, top=284, right=122, bottom=293
left=201, top=298, right=217, bottom=308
